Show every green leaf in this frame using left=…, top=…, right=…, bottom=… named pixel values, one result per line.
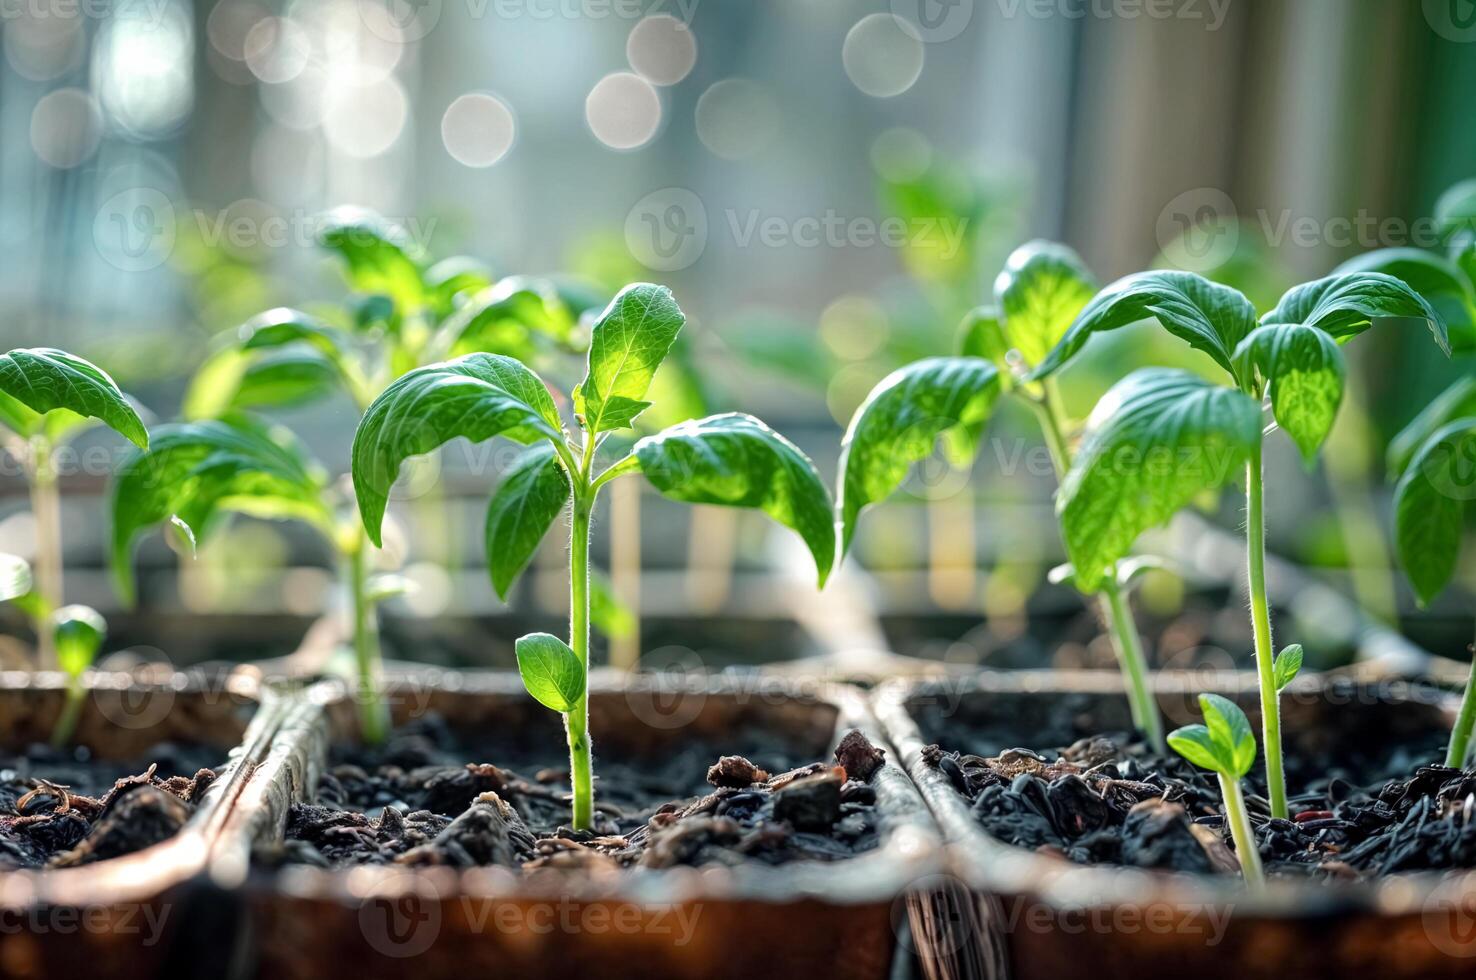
left=233, top=352, right=340, bottom=411
left=52, top=604, right=105, bottom=680
left=957, top=307, right=1009, bottom=366
left=837, top=357, right=1001, bottom=557
left=424, top=256, right=495, bottom=319
left=352, top=354, right=563, bottom=546
left=110, top=418, right=331, bottom=604
left=1273, top=644, right=1303, bottom=692
left=635, top=413, right=836, bottom=586
left=0, top=554, right=32, bottom=603
left=1058, top=369, right=1262, bottom=591
left=1167, top=724, right=1224, bottom=773
left=1031, top=271, right=1258, bottom=381
left=318, top=209, right=427, bottom=316
left=1199, top=693, right=1256, bottom=779
left=1231, top=323, right=1346, bottom=463
left=590, top=570, right=636, bottom=640
left=514, top=632, right=583, bottom=713
left=239, top=308, right=351, bottom=359
left=1394, top=419, right=1476, bottom=606
left=1388, top=375, right=1476, bottom=477
left=438, top=277, right=577, bottom=359
left=484, top=444, right=571, bottom=600
left=574, top=283, right=686, bottom=433
left=1262, top=272, right=1449, bottom=355
left=1333, top=248, right=1476, bottom=354
left=0, top=348, right=148, bottom=448
left=1436, top=178, right=1476, bottom=239
left=993, top=240, right=1097, bottom=367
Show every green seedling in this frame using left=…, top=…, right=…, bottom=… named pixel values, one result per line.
left=351, top=283, right=835, bottom=830
left=1388, top=377, right=1476, bottom=766
left=1168, top=693, right=1265, bottom=888
left=839, top=241, right=1165, bottom=750
left=1030, top=269, right=1448, bottom=818
left=48, top=604, right=105, bottom=748
left=0, top=349, right=147, bottom=667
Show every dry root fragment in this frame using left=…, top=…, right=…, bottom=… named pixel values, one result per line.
left=834, top=729, right=886, bottom=782
left=706, top=756, right=771, bottom=788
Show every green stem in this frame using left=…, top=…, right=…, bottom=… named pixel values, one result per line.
left=49, top=677, right=85, bottom=748
left=1246, top=441, right=1287, bottom=818
left=29, top=436, right=60, bottom=669
left=567, top=491, right=594, bottom=830
left=1218, top=772, right=1265, bottom=889
left=349, top=526, right=389, bottom=745
left=1029, top=383, right=1164, bottom=751
left=1446, top=622, right=1476, bottom=768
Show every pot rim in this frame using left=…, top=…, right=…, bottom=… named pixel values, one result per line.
left=247, top=670, right=945, bottom=908
left=873, top=668, right=1476, bottom=918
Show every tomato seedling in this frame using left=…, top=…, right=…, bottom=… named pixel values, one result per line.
left=1168, top=693, right=1265, bottom=888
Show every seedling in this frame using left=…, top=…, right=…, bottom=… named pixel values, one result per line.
left=1167, top=693, right=1265, bottom=888
left=48, top=604, right=106, bottom=748
left=0, top=349, right=147, bottom=667
left=1388, top=377, right=1476, bottom=766
left=839, top=241, right=1166, bottom=749
left=1029, top=269, right=1448, bottom=817
left=351, top=283, right=835, bottom=829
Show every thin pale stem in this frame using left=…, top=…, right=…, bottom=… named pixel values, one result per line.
left=1246, top=441, right=1287, bottom=818
left=567, top=491, right=595, bottom=830
left=1446, top=622, right=1476, bottom=768
left=349, top=525, right=389, bottom=745
left=29, top=436, right=60, bottom=669
left=1218, top=772, right=1265, bottom=889
left=50, top=677, right=85, bottom=748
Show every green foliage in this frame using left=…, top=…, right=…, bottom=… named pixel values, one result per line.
left=1231, top=323, right=1346, bottom=463
left=1272, top=644, right=1303, bottom=692
left=573, top=284, right=686, bottom=433
left=1168, top=693, right=1257, bottom=779
left=318, top=209, right=427, bottom=318
left=0, top=348, right=148, bottom=449
left=992, top=240, right=1097, bottom=367
left=514, top=633, right=584, bottom=713
left=1389, top=375, right=1476, bottom=477
left=52, top=604, right=105, bottom=679
left=485, top=444, right=571, bottom=600
left=1261, top=272, right=1447, bottom=354
left=1394, top=418, right=1476, bottom=606
left=1333, top=249, right=1476, bottom=353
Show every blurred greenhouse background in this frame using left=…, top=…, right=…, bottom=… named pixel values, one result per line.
left=0, top=0, right=1472, bottom=673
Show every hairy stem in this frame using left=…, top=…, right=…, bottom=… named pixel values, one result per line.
left=1446, top=623, right=1476, bottom=768
left=1030, top=384, right=1163, bottom=750
left=1246, top=441, right=1287, bottom=818
left=29, top=436, right=60, bottom=669
left=349, top=525, right=389, bottom=745
left=1218, top=772, right=1265, bottom=889
left=567, top=492, right=595, bottom=830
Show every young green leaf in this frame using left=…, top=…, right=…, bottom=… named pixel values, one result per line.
left=1388, top=375, right=1476, bottom=477
left=1333, top=249, right=1476, bottom=353
left=1030, top=271, right=1258, bottom=381
left=573, top=283, right=685, bottom=433
left=438, top=277, right=577, bottom=359
left=957, top=307, right=1009, bottom=366
left=1394, top=418, right=1476, bottom=606
left=1169, top=693, right=1257, bottom=778
left=1272, top=644, right=1304, bottom=692
left=318, top=209, right=426, bottom=316
left=1058, top=369, right=1262, bottom=591
left=351, top=354, right=564, bottom=546
left=424, top=256, right=495, bottom=319
left=992, top=240, right=1097, bottom=367
left=837, top=357, right=1001, bottom=557
left=239, top=308, right=352, bottom=359
left=1262, top=272, right=1449, bottom=355
left=634, top=413, right=836, bottom=586
left=515, top=632, right=584, bottom=713
left=0, top=554, right=32, bottom=603
left=0, top=348, right=148, bottom=449
left=52, top=604, right=105, bottom=679
left=1436, top=178, right=1476, bottom=240
left=1166, top=724, right=1224, bottom=773
left=1231, top=323, right=1346, bottom=463
left=110, top=419, right=332, bottom=604
left=231, top=352, right=340, bottom=411
left=485, top=444, right=572, bottom=600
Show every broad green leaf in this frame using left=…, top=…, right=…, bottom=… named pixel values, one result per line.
left=1031, top=271, right=1258, bottom=381
left=1167, top=724, right=1225, bottom=774
left=515, top=632, right=583, bottom=713
left=1058, top=369, right=1262, bottom=591
left=110, top=419, right=331, bottom=604
left=1262, top=273, right=1449, bottom=355
left=837, top=357, right=1001, bottom=557
left=957, top=307, right=1009, bottom=366
left=424, top=256, right=495, bottom=319
left=230, top=352, right=340, bottom=410
left=1388, top=375, right=1476, bottom=477
left=484, top=444, right=571, bottom=600
left=1199, top=693, right=1256, bottom=779
left=0, top=348, right=147, bottom=448
left=352, top=354, right=563, bottom=546
left=1394, top=419, right=1476, bottom=606
left=52, top=604, right=105, bottom=679
left=0, top=554, right=32, bottom=603
left=438, top=277, right=576, bottom=359
left=1436, top=179, right=1476, bottom=239
left=1333, top=249, right=1476, bottom=353
left=1273, top=644, right=1303, bottom=692
left=239, top=308, right=352, bottom=359
left=1231, top=323, right=1346, bottom=463
left=318, top=208, right=426, bottom=316
left=635, top=413, right=836, bottom=586
left=574, top=284, right=685, bottom=433
left=993, top=240, right=1097, bottom=367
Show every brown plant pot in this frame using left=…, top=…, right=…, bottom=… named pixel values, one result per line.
left=240, top=670, right=944, bottom=980
left=872, top=670, right=1476, bottom=980
left=0, top=669, right=280, bottom=980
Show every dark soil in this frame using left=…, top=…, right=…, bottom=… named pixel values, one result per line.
left=919, top=690, right=1467, bottom=881
left=0, top=743, right=222, bottom=869
left=261, top=714, right=886, bottom=872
